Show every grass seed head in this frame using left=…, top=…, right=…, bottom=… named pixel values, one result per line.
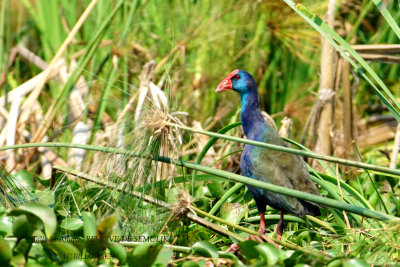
left=173, top=189, right=194, bottom=219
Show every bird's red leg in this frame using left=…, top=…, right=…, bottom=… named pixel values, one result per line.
left=258, top=212, right=266, bottom=234
left=275, top=211, right=284, bottom=240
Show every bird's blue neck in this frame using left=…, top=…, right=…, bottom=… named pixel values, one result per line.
left=240, top=91, right=266, bottom=140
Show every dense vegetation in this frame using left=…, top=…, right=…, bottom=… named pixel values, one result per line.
left=1, top=0, right=400, bottom=266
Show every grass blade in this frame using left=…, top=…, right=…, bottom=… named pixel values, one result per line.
left=282, top=1, right=400, bottom=122
left=372, top=0, right=400, bottom=40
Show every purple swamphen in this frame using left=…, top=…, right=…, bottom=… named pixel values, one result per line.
left=216, top=69, right=321, bottom=240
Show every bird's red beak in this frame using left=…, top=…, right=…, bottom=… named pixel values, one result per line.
left=215, top=69, right=239, bottom=92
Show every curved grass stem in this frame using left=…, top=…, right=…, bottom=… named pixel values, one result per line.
left=1, top=143, right=397, bottom=221
left=165, top=122, right=400, bottom=177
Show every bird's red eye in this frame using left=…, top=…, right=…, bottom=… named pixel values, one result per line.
left=234, top=74, right=240, bottom=79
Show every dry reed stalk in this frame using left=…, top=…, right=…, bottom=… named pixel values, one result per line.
left=311, top=0, right=337, bottom=169
left=350, top=44, right=400, bottom=53
left=38, top=145, right=68, bottom=169
left=115, top=90, right=139, bottom=127
left=342, top=58, right=354, bottom=159
left=390, top=123, right=400, bottom=169
left=358, top=124, right=397, bottom=148
left=278, top=116, right=293, bottom=139
left=65, top=60, right=90, bottom=122
left=57, top=59, right=91, bottom=167
left=191, top=121, right=216, bottom=166
left=135, top=61, right=156, bottom=123
left=347, top=44, right=400, bottom=63
left=16, top=44, right=49, bottom=70
left=1, top=49, right=65, bottom=168
left=26, top=2, right=102, bottom=154
left=12, top=46, right=91, bottom=170
left=39, top=139, right=56, bottom=180
left=25, top=108, right=68, bottom=175
left=0, top=107, right=9, bottom=146
left=358, top=54, right=400, bottom=63
left=68, top=122, right=92, bottom=171
left=0, top=59, right=65, bottom=107
left=5, top=93, right=22, bottom=170
left=133, top=61, right=179, bottom=181
left=0, top=106, right=8, bottom=119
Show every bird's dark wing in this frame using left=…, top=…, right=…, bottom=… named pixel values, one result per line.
left=242, top=128, right=320, bottom=216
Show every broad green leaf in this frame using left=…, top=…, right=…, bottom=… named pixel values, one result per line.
left=256, top=243, right=279, bottom=266
left=220, top=203, right=248, bottom=225
left=60, top=218, right=83, bottom=232
left=326, top=258, right=343, bottom=267
left=0, top=237, right=12, bottom=266
left=8, top=203, right=56, bottom=238
left=14, top=237, right=32, bottom=259
left=209, top=183, right=244, bottom=217
left=35, top=189, right=55, bottom=206
left=96, top=214, right=118, bottom=237
left=238, top=239, right=260, bottom=259
left=85, top=215, right=119, bottom=255
left=108, top=243, right=127, bottom=264
left=82, top=212, right=96, bottom=238
left=153, top=247, right=173, bottom=266
left=13, top=170, right=35, bottom=192
left=182, top=261, right=201, bottom=267
left=44, top=241, right=81, bottom=262
left=343, top=258, right=369, bottom=267
left=0, top=214, right=12, bottom=237
left=127, top=242, right=163, bottom=267
left=10, top=252, right=25, bottom=266
left=12, top=215, right=34, bottom=240
left=62, top=260, right=88, bottom=267
left=191, top=241, right=219, bottom=259
left=243, top=188, right=254, bottom=202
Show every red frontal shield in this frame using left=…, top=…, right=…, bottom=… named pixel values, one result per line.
left=215, top=69, right=239, bottom=92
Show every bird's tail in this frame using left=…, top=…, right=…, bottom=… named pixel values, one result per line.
left=300, top=200, right=321, bottom=217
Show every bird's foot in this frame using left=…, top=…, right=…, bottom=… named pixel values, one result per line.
left=225, top=243, right=240, bottom=253
left=258, top=226, right=266, bottom=235
left=276, top=233, right=282, bottom=241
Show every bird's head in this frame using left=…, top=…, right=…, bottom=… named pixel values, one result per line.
left=215, top=69, right=256, bottom=95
